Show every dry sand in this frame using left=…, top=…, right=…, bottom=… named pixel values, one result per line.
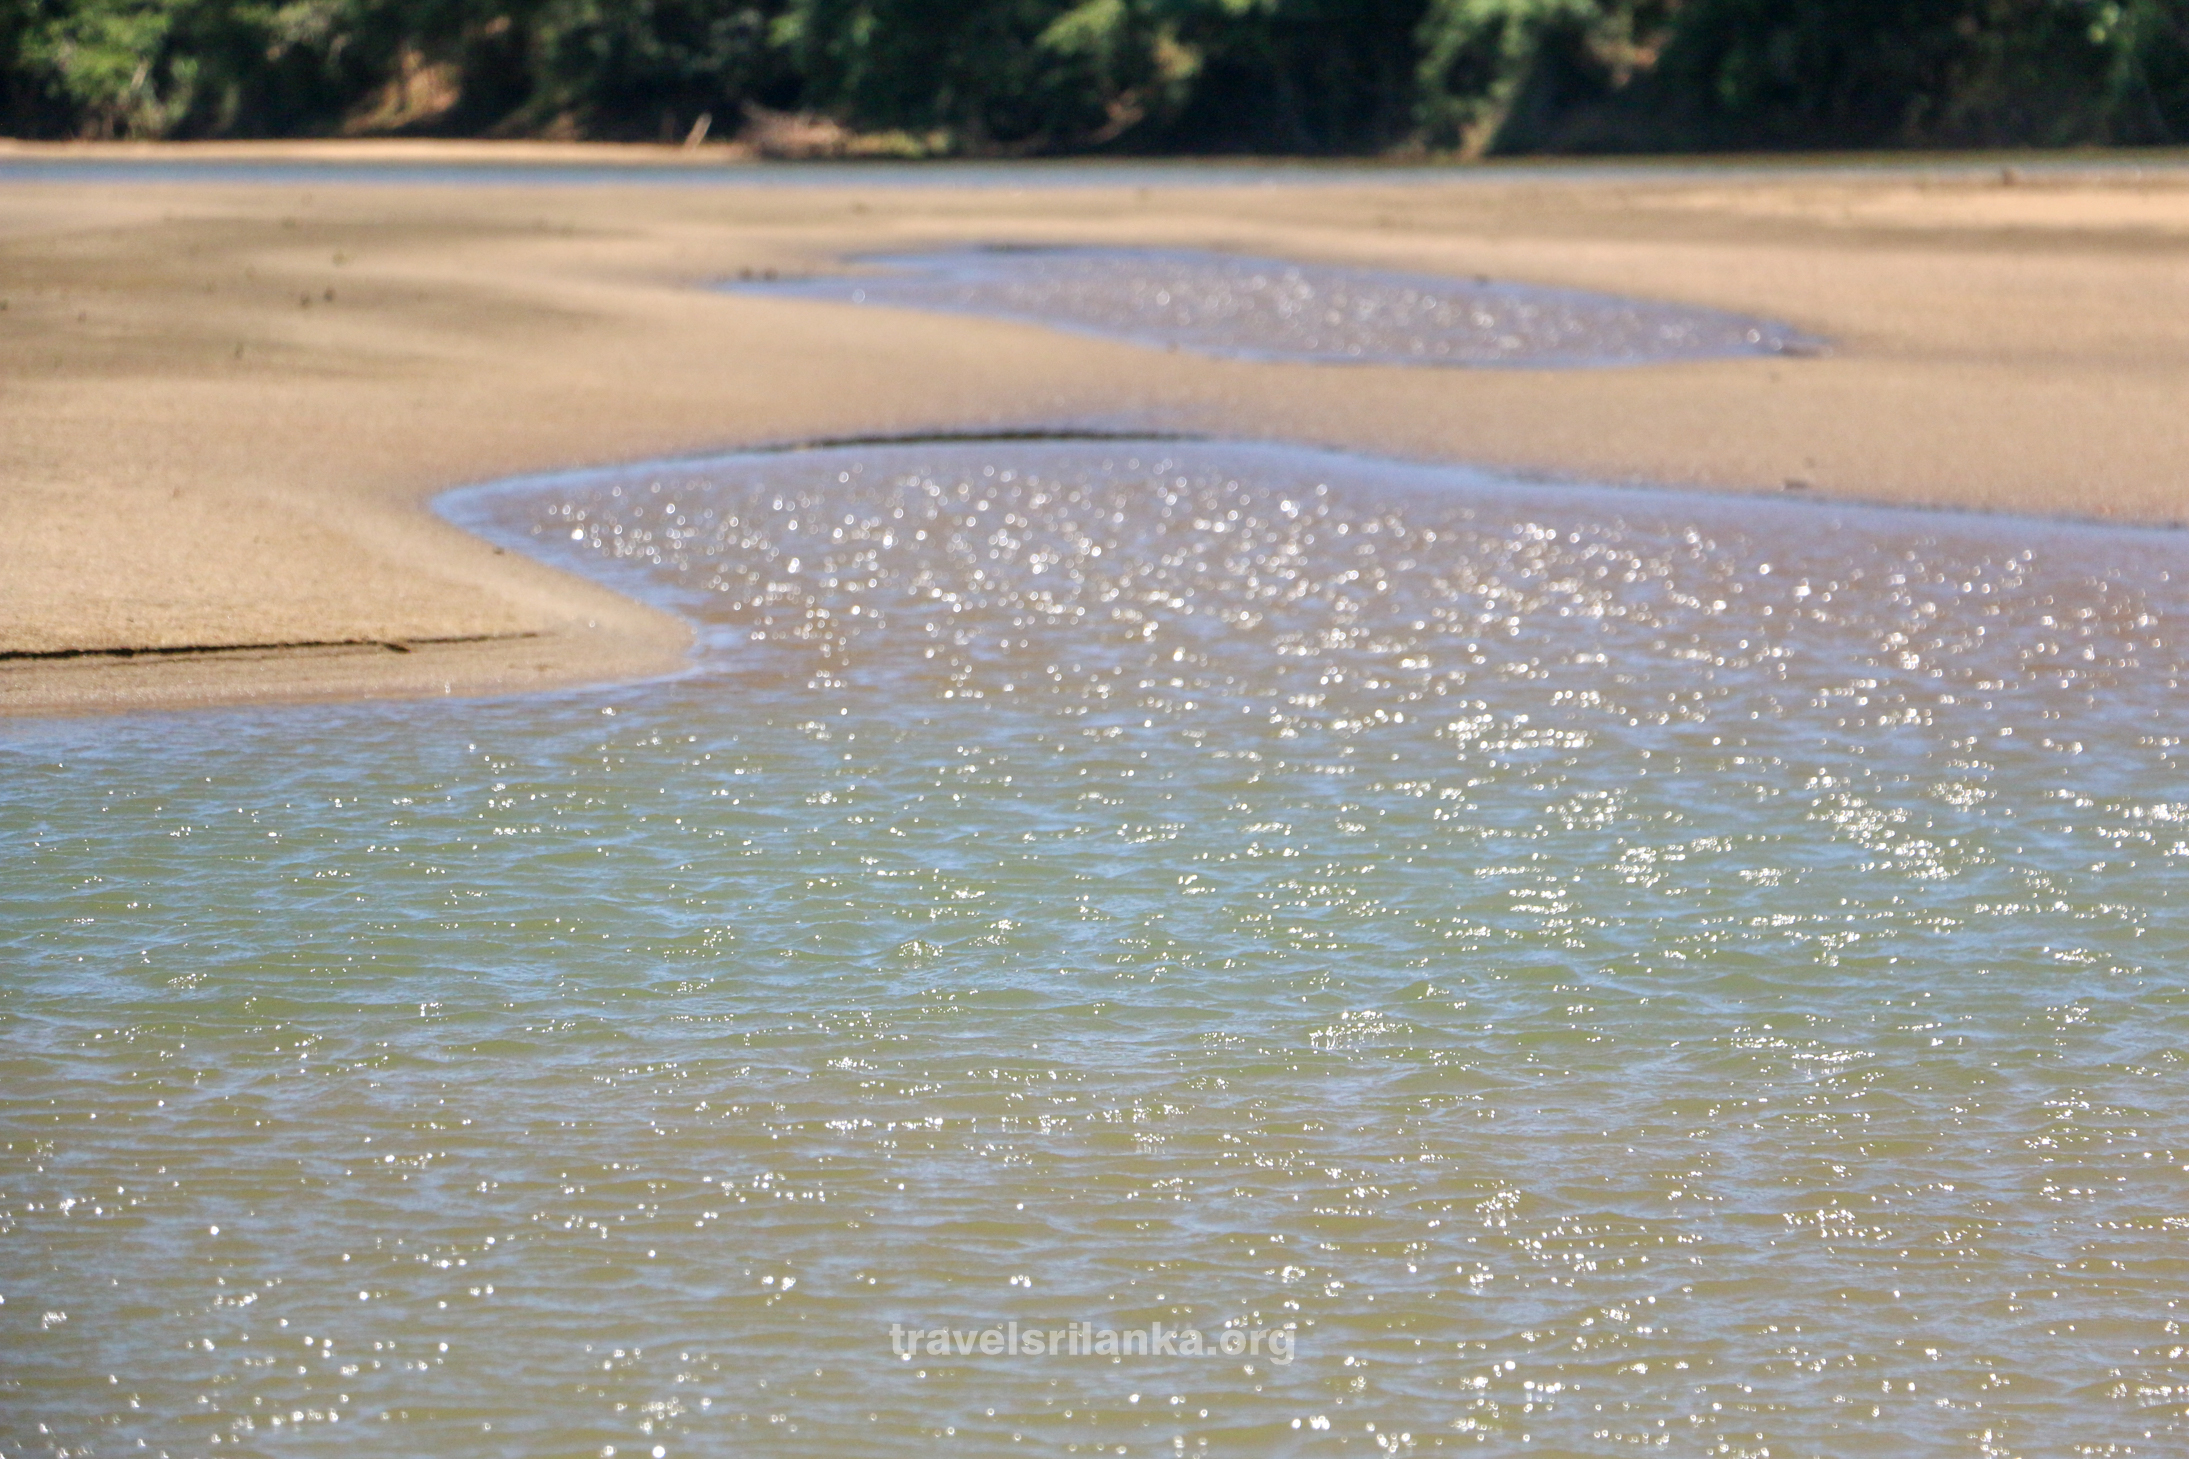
left=7, top=143, right=2189, bottom=717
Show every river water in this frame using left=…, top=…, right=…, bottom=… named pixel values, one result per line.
left=4, top=440, right=2185, bottom=1457
left=731, top=249, right=1818, bottom=367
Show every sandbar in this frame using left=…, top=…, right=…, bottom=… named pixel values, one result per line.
left=6, top=142, right=2188, bottom=716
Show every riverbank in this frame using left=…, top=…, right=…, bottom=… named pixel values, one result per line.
left=6, top=142, right=2188, bottom=715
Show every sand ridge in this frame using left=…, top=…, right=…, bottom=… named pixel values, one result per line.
left=5, top=144, right=2188, bottom=716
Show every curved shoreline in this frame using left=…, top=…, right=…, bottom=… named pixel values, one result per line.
left=6, top=145, right=2189, bottom=717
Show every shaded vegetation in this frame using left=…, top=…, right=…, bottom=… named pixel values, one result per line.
left=5, top=0, right=2188, bottom=151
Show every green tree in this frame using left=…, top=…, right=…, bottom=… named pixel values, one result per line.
left=775, top=0, right=1103, bottom=147
left=528, top=0, right=791, bottom=139
left=4, top=0, right=2186, bottom=149
left=1155, top=0, right=1427, bottom=152
left=4, top=0, right=433, bottom=138
left=773, top=0, right=1432, bottom=152
left=1414, top=0, right=1611, bottom=150
left=1646, top=0, right=2104, bottom=147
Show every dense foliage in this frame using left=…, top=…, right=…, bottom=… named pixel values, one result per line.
left=5, top=0, right=2187, bottom=151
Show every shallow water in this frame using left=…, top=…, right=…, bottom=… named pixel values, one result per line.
left=5, top=440, right=2186, bottom=1458
left=731, top=249, right=1819, bottom=367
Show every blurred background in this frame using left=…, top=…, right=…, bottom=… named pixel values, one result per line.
left=4, top=0, right=2186, bottom=156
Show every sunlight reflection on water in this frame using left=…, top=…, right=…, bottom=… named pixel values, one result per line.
left=730, top=248, right=1822, bottom=366
left=4, top=440, right=2184, bottom=1457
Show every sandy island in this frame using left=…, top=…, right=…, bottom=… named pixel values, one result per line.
left=6, top=141, right=2189, bottom=716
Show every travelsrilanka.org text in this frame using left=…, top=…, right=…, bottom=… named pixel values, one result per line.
left=890, top=1322, right=1295, bottom=1364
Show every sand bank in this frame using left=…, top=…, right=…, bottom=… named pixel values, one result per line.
left=5, top=143, right=2188, bottom=715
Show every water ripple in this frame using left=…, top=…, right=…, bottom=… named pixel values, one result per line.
left=3, top=441, right=2182, bottom=1456
left=732, top=247, right=1822, bottom=367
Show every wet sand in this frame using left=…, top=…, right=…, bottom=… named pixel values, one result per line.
left=6, top=142, right=2189, bottom=715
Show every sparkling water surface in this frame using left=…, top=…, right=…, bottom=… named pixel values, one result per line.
left=4, top=440, right=2186, bottom=1458
left=731, top=248, right=1821, bottom=367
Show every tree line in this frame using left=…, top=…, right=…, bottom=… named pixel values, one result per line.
left=5, top=0, right=2187, bottom=154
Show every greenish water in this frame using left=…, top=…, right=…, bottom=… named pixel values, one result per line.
left=4, top=440, right=2186, bottom=1458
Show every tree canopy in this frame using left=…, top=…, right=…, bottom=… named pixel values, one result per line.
left=5, top=0, right=2186, bottom=152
